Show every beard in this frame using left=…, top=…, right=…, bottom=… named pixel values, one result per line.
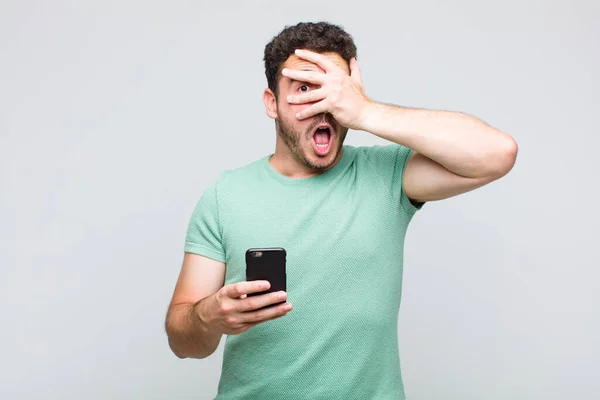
left=275, top=111, right=348, bottom=171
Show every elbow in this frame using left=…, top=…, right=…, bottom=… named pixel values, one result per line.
left=500, top=136, right=519, bottom=176
left=167, top=335, right=205, bottom=360
left=164, top=302, right=221, bottom=360
left=168, top=339, right=188, bottom=359
left=167, top=333, right=214, bottom=360
left=488, top=135, right=518, bottom=179
left=165, top=328, right=188, bottom=359
left=165, top=319, right=194, bottom=359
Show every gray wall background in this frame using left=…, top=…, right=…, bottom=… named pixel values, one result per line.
left=1, top=1, right=598, bottom=399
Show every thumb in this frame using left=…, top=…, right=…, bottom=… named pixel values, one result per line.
left=350, top=57, right=362, bottom=85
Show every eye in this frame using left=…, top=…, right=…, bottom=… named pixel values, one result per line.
left=298, top=84, right=310, bottom=92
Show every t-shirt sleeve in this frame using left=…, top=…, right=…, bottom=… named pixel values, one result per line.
left=184, top=178, right=226, bottom=263
left=366, top=143, right=425, bottom=216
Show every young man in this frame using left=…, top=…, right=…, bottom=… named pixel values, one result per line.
left=165, top=22, right=517, bottom=399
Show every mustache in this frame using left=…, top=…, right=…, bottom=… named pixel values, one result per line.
left=306, top=113, right=336, bottom=133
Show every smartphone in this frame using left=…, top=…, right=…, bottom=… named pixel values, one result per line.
left=245, top=247, right=287, bottom=308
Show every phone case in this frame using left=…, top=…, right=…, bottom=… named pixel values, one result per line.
left=245, top=247, right=287, bottom=301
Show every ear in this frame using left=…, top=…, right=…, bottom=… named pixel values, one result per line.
left=263, top=88, right=278, bottom=119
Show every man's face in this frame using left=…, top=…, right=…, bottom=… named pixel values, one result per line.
left=274, top=52, right=350, bottom=171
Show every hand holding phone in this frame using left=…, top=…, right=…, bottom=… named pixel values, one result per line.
left=198, top=280, right=292, bottom=336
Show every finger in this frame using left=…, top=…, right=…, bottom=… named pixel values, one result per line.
left=350, top=57, right=362, bottom=85
left=239, top=301, right=293, bottom=324
left=239, top=290, right=287, bottom=312
left=295, top=49, right=338, bottom=73
left=225, top=280, right=270, bottom=299
left=296, top=100, right=330, bottom=120
left=287, top=88, right=327, bottom=105
left=281, top=68, right=325, bottom=85
left=238, top=311, right=283, bottom=332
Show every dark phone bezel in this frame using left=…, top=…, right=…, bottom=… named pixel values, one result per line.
left=245, top=247, right=287, bottom=307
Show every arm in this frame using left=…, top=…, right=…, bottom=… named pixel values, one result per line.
left=280, top=49, right=518, bottom=203
left=165, top=253, right=226, bottom=359
left=165, top=253, right=294, bottom=359
left=360, top=104, right=519, bottom=202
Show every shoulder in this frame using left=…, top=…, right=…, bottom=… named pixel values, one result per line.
left=217, top=155, right=267, bottom=185
left=198, top=155, right=269, bottom=199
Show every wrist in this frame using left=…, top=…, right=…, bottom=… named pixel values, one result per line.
left=356, top=99, right=382, bottom=133
left=358, top=102, right=413, bottom=144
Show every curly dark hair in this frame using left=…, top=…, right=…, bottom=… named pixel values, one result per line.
left=263, top=21, right=357, bottom=98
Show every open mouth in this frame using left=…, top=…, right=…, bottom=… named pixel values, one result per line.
left=311, top=123, right=334, bottom=156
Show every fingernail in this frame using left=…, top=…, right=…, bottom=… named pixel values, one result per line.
left=287, top=96, right=292, bottom=102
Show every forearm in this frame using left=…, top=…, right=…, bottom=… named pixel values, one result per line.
left=165, top=297, right=222, bottom=359
left=360, top=102, right=518, bottom=178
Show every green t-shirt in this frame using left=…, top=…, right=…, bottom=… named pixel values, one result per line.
left=185, top=143, right=423, bottom=400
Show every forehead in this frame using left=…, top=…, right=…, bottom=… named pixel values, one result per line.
left=281, top=52, right=350, bottom=75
